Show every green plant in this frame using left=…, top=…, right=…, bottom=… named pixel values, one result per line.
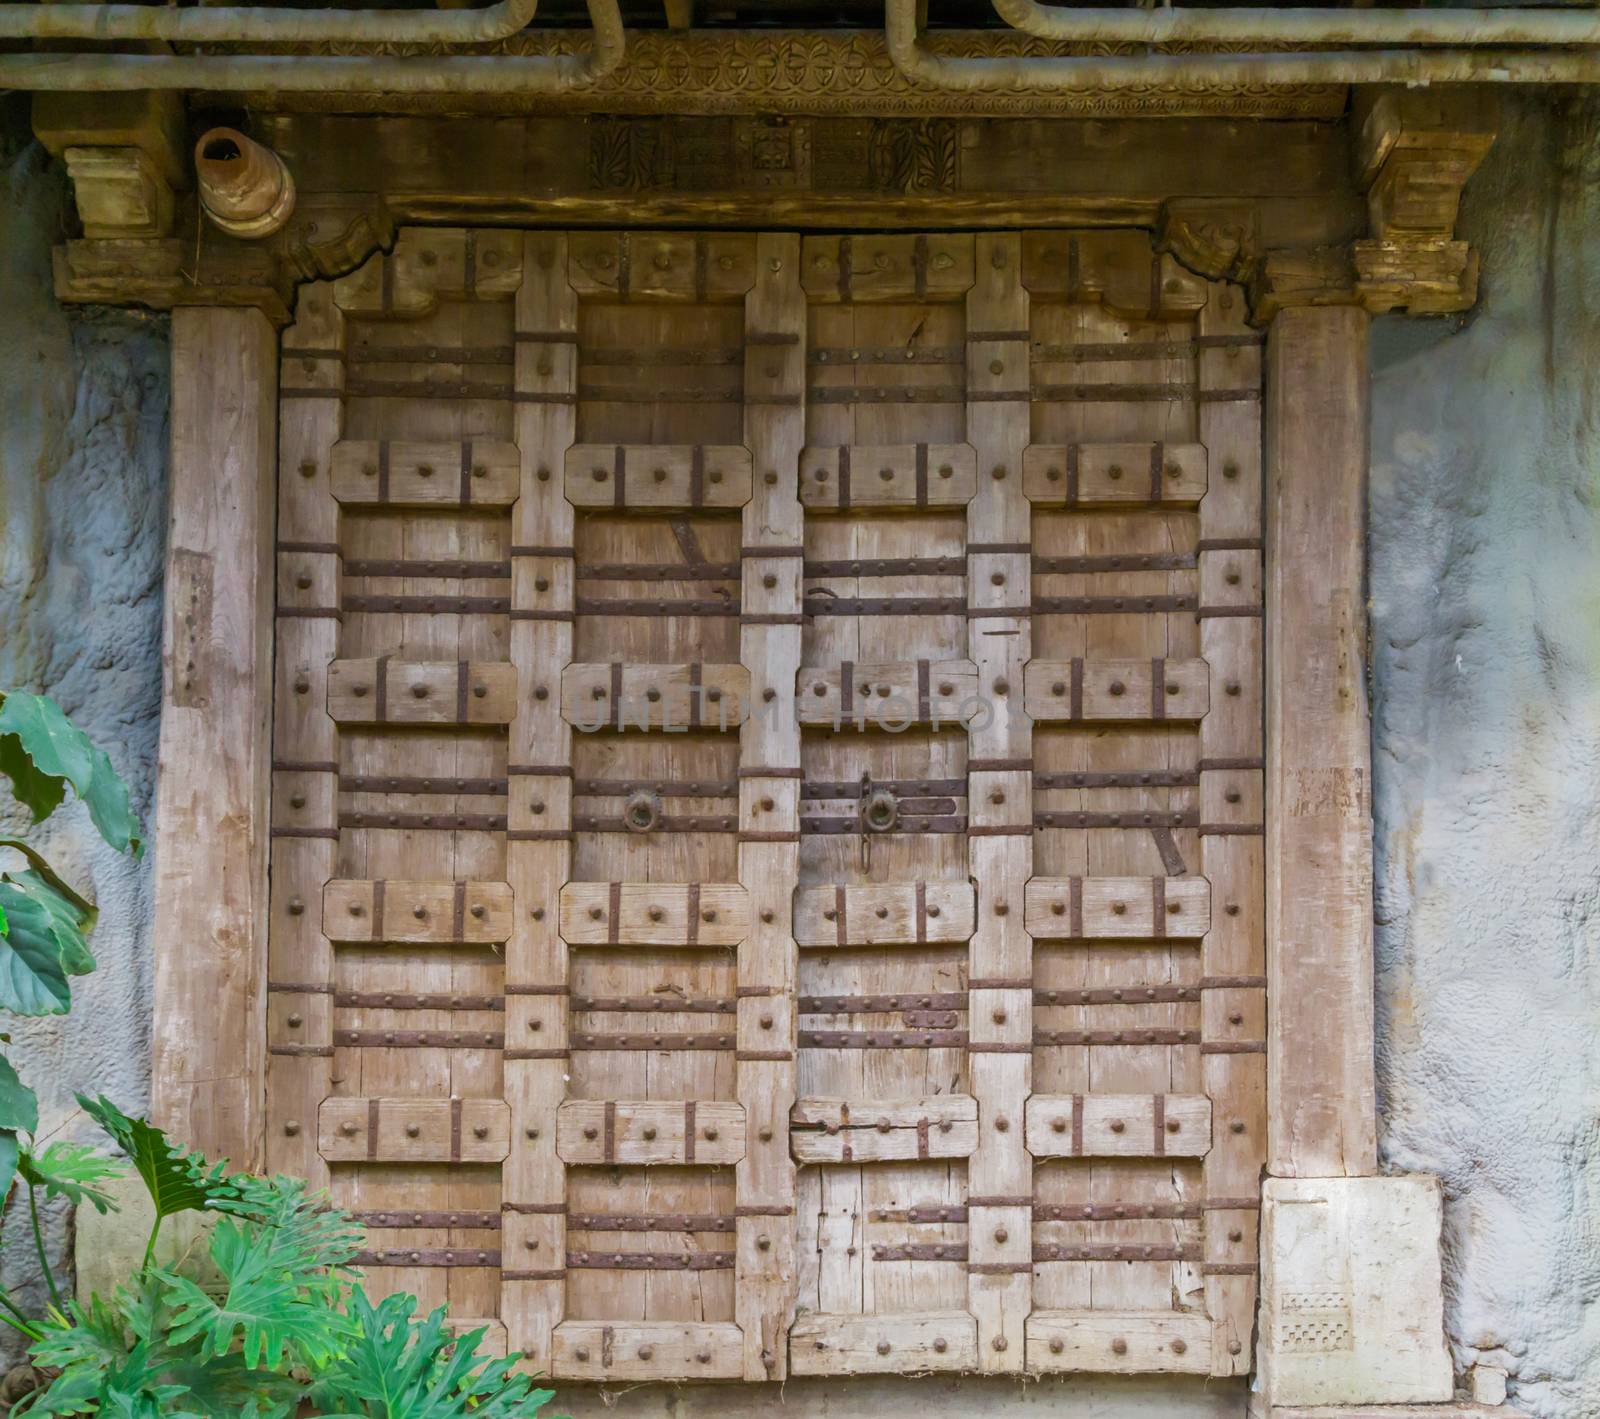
left=0, top=692, right=561, bottom=1416
left=15, top=1109, right=560, bottom=1418
left=0, top=690, right=141, bottom=1334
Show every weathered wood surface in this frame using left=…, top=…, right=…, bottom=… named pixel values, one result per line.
left=152, top=308, right=278, bottom=1171
left=1265, top=305, right=1376, bottom=1179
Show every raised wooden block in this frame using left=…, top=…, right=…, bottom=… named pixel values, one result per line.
left=323, top=879, right=513, bottom=945
left=319, top=1097, right=510, bottom=1163
left=799, top=444, right=975, bottom=510
left=801, top=235, right=975, bottom=302
left=1025, top=877, right=1211, bottom=940
left=1026, top=1310, right=1212, bottom=1374
left=1025, top=1093, right=1212, bottom=1158
left=555, top=1101, right=745, bottom=1165
left=568, top=232, right=757, bottom=301
left=1021, top=232, right=1209, bottom=317
left=1023, top=443, right=1207, bottom=506
left=793, top=882, right=974, bottom=947
left=330, top=440, right=519, bottom=507
left=790, top=1095, right=978, bottom=1163
left=790, top=1311, right=978, bottom=1375
left=795, top=660, right=977, bottom=727
left=327, top=659, right=517, bottom=726
left=1023, top=659, right=1208, bottom=722
left=560, top=882, right=749, bottom=947
left=552, top=1320, right=746, bottom=1380
left=564, top=444, right=751, bottom=509
left=562, top=662, right=750, bottom=732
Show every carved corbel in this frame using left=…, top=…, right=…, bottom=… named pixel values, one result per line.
left=1156, top=198, right=1261, bottom=287
left=33, top=92, right=188, bottom=240
left=1351, top=88, right=1495, bottom=317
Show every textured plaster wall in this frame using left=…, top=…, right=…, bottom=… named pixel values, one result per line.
left=0, top=104, right=168, bottom=1339
left=1370, top=90, right=1600, bottom=1419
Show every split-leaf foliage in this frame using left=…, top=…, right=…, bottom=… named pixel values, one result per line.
left=0, top=691, right=562, bottom=1416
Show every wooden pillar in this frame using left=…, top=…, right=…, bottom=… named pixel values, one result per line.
left=151, top=308, right=278, bottom=1170
left=1264, top=304, right=1378, bottom=1179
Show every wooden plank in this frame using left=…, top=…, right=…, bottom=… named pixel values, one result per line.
left=1026, top=1309, right=1211, bottom=1374
left=555, top=1101, right=745, bottom=1166
left=790, top=1310, right=978, bottom=1375
left=1022, top=443, right=1207, bottom=506
left=1025, top=877, right=1211, bottom=940
left=793, top=883, right=974, bottom=947
left=502, top=229, right=578, bottom=1370
left=1197, top=278, right=1267, bottom=1376
left=564, top=444, right=752, bottom=509
left=326, top=658, right=516, bottom=726
left=798, top=443, right=976, bottom=510
left=319, top=1097, right=511, bottom=1163
left=335, top=227, right=523, bottom=315
left=561, top=662, right=751, bottom=732
left=323, top=879, right=513, bottom=945
left=330, top=439, right=520, bottom=507
left=265, top=281, right=344, bottom=1188
left=559, top=882, right=749, bottom=946
left=1025, top=1094, right=1212, bottom=1158
left=151, top=308, right=278, bottom=1171
left=1024, top=658, right=1208, bottom=722
left=736, top=230, right=806, bottom=1382
left=551, top=1320, right=745, bottom=1380
left=791, top=1118, right=978, bottom=1165
left=795, top=660, right=977, bottom=727
left=1265, top=304, right=1377, bottom=1178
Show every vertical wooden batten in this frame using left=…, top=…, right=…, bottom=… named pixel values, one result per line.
left=1264, top=303, right=1377, bottom=1179
left=152, top=307, right=279, bottom=1169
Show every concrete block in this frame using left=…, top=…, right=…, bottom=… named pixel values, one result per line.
left=1259, top=1175, right=1453, bottom=1407
left=75, top=1175, right=224, bottom=1302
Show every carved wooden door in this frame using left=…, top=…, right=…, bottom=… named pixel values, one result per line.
left=265, top=226, right=1264, bottom=1384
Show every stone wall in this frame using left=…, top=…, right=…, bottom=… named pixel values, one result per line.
left=1369, top=90, right=1600, bottom=1419
left=1, top=86, right=1596, bottom=1418
left=0, top=100, right=168, bottom=1337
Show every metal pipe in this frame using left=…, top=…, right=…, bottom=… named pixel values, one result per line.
left=0, top=0, right=540, bottom=45
left=887, top=0, right=1600, bottom=87
left=0, top=0, right=624, bottom=91
left=993, top=0, right=1600, bottom=47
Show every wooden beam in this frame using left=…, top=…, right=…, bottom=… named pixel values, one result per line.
left=150, top=308, right=278, bottom=1170
left=1264, top=304, right=1377, bottom=1178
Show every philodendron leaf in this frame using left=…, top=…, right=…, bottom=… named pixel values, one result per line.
left=0, top=1129, right=19, bottom=1201
left=77, top=1095, right=247, bottom=1224
left=0, top=691, right=142, bottom=855
left=0, top=1052, right=39, bottom=1134
left=19, top=1141, right=126, bottom=1214
left=0, top=851, right=99, bottom=1016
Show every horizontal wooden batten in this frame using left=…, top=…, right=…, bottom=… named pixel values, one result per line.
left=799, top=444, right=975, bottom=510
left=327, top=659, right=516, bottom=726
left=564, top=444, right=751, bottom=510
left=569, top=232, right=758, bottom=302
left=560, top=882, right=749, bottom=947
left=790, top=1095, right=977, bottom=1163
left=801, top=235, right=976, bottom=304
left=1023, top=659, right=1208, bottom=722
left=329, top=439, right=519, bottom=507
left=324, top=879, right=513, bottom=945
left=790, top=1311, right=977, bottom=1376
left=800, top=991, right=967, bottom=1014
left=552, top=1321, right=745, bottom=1381
left=796, top=660, right=977, bottom=726
left=1022, top=443, right=1206, bottom=506
left=555, top=1101, right=745, bottom=1166
left=792, top=883, right=974, bottom=947
left=1024, top=877, right=1211, bottom=940
left=1025, top=1310, right=1211, bottom=1375
left=1024, top=1094, right=1212, bottom=1159
left=319, top=1097, right=510, bottom=1163
left=566, top=1250, right=735, bottom=1270
left=356, top=1247, right=501, bottom=1267
left=562, top=662, right=750, bottom=732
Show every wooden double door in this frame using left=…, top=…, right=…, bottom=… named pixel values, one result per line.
left=264, top=226, right=1265, bottom=1383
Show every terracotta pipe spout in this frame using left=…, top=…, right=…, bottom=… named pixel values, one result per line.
left=194, top=128, right=295, bottom=239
